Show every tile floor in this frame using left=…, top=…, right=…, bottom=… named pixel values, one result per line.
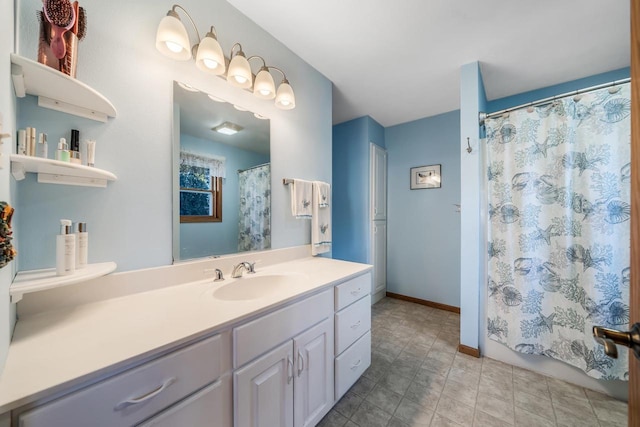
left=318, top=297, right=628, bottom=427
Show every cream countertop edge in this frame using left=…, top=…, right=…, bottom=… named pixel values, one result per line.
left=0, top=256, right=372, bottom=414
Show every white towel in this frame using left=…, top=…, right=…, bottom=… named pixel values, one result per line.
left=290, top=179, right=313, bottom=219
left=312, top=181, right=331, bottom=255
left=314, top=181, right=330, bottom=208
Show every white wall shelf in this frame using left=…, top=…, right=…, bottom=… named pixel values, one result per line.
left=10, top=53, right=117, bottom=122
left=11, top=262, right=117, bottom=303
left=10, top=154, right=117, bottom=187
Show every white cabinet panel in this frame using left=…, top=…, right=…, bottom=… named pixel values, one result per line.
left=293, top=318, right=334, bottom=427
left=335, top=295, right=371, bottom=355
left=370, top=144, right=387, bottom=221
left=137, top=375, right=231, bottom=427
left=234, top=289, right=332, bottom=368
left=335, top=332, right=371, bottom=400
left=334, top=273, right=371, bottom=311
left=234, top=341, right=294, bottom=427
left=372, top=222, right=387, bottom=299
left=18, top=335, right=223, bottom=427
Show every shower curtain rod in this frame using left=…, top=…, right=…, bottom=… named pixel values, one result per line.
left=478, top=77, right=631, bottom=125
left=237, top=162, right=270, bottom=173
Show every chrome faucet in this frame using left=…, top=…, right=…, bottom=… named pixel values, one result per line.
left=231, top=261, right=256, bottom=278
left=204, top=268, right=225, bottom=281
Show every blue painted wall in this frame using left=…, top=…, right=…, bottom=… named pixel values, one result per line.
left=385, top=110, right=461, bottom=307
left=487, top=67, right=630, bottom=112
left=14, top=0, right=333, bottom=273
left=179, top=134, right=269, bottom=260
left=332, top=116, right=384, bottom=264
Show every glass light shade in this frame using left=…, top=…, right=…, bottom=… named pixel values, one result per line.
left=155, top=13, right=191, bottom=61
left=227, top=53, right=252, bottom=89
left=253, top=68, right=276, bottom=100
left=275, top=81, right=296, bottom=110
left=196, top=33, right=226, bottom=75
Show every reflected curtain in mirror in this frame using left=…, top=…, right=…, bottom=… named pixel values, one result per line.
left=238, top=164, right=271, bottom=251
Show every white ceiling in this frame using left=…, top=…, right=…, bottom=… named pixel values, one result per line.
left=174, top=82, right=270, bottom=154
left=226, top=0, right=630, bottom=127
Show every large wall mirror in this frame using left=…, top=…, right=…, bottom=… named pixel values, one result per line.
left=173, top=81, right=271, bottom=261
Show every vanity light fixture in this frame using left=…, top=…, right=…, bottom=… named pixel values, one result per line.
left=213, top=121, right=243, bottom=135
left=156, top=4, right=296, bottom=110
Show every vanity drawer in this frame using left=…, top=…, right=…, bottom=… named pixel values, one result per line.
left=137, top=374, right=231, bottom=427
left=18, top=334, right=224, bottom=427
left=335, top=294, right=371, bottom=355
left=234, top=289, right=333, bottom=368
left=334, top=273, right=371, bottom=311
left=335, top=331, right=371, bottom=400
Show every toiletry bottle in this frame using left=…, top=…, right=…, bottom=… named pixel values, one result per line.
left=76, top=222, right=88, bottom=269
left=55, top=138, right=70, bottom=162
left=29, top=127, right=36, bottom=156
left=70, top=129, right=81, bottom=164
left=17, top=129, right=26, bottom=155
left=86, top=139, right=96, bottom=167
left=25, top=127, right=32, bottom=156
left=36, top=133, right=48, bottom=158
left=56, top=219, right=76, bottom=276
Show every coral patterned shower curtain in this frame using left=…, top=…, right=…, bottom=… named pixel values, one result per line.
left=485, top=83, right=631, bottom=380
left=238, top=164, right=271, bottom=252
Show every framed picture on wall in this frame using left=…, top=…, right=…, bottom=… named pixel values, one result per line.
left=410, top=164, right=441, bottom=189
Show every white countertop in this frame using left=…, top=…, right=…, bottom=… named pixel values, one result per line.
left=0, top=257, right=371, bottom=413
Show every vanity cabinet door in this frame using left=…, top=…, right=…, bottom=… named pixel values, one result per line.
left=234, top=341, right=294, bottom=427
left=293, top=318, right=334, bottom=427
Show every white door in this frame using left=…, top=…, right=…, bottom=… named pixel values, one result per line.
left=370, top=143, right=387, bottom=221
left=372, top=221, right=387, bottom=299
left=293, top=318, right=334, bottom=427
left=234, top=341, right=294, bottom=427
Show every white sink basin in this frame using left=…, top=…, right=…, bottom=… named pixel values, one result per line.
left=212, top=273, right=308, bottom=301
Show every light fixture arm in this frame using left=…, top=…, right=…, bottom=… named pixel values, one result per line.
left=170, top=4, right=202, bottom=43
left=229, top=43, right=245, bottom=58
left=266, top=66, right=288, bottom=82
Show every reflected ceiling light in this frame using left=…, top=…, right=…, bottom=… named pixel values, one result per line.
left=207, top=94, right=226, bottom=103
left=254, top=113, right=268, bottom=120
left=212, top=121, right=243, bottom=135
left=177, top=81, right=199, bottom=92
left=233, top=105, right=248, bottom=111
left=156, top=3, right=296, bottom=110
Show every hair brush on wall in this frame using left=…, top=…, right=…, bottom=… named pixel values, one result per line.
left=42, top=0, right=76, bottom=59
left=37, top=0, right=87, bottom=77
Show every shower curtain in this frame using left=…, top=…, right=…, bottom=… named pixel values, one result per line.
left=485, top=84, right=631, bottom=380
left=238, top=164, right=271, bottom=252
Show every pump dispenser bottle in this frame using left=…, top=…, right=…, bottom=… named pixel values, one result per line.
left=76, top=222, right=88, bottom=269
left=56, top=219, right=76, bottom=276
left=56, top=138, right=70, bottom=162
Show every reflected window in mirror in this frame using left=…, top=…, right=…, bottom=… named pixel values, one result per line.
left=179, top=151, right=225, bottom=223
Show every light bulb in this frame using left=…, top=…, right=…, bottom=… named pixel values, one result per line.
left=166, top=41, right=183, bottom=53
left=235, top=75, right=247, bottom=84
left=202, top=58, right=219, bottom=69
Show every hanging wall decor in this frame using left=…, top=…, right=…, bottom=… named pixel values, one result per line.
left=38, top=0, right=87, bottom=77
left=0, top=202, right=16, bottom=269
left=410, top=164, right=441, bottom=189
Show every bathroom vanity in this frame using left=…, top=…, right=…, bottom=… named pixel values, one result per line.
left=0, top=249, right=371, bottom=427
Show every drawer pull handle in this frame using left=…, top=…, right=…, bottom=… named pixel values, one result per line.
left=350, top=321, right=361, bottom=329
left=287, top=356, right=294, bottom=384
left=350, top=359, right=362, bottom=370
left=115, top=377, right=176, bottom=410
left=297, top=350, right=305, bottom=377
left=350, top=288, right=361, bottom=296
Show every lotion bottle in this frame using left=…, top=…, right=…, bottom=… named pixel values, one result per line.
left=56, top=219, right=76, bottom=276
left=55, top=138, right=70, bottom=162
left=76, top=222, right=88, bottom=269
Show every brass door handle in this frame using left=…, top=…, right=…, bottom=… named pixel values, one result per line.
left=592, top=323, right=640, bottom=359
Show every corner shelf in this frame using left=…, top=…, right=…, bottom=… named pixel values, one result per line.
left=10, top=53, right=117, bottom=122
left=10, top=155, right=117, bottom=187
left=10, top=262, right=117, bottom=303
